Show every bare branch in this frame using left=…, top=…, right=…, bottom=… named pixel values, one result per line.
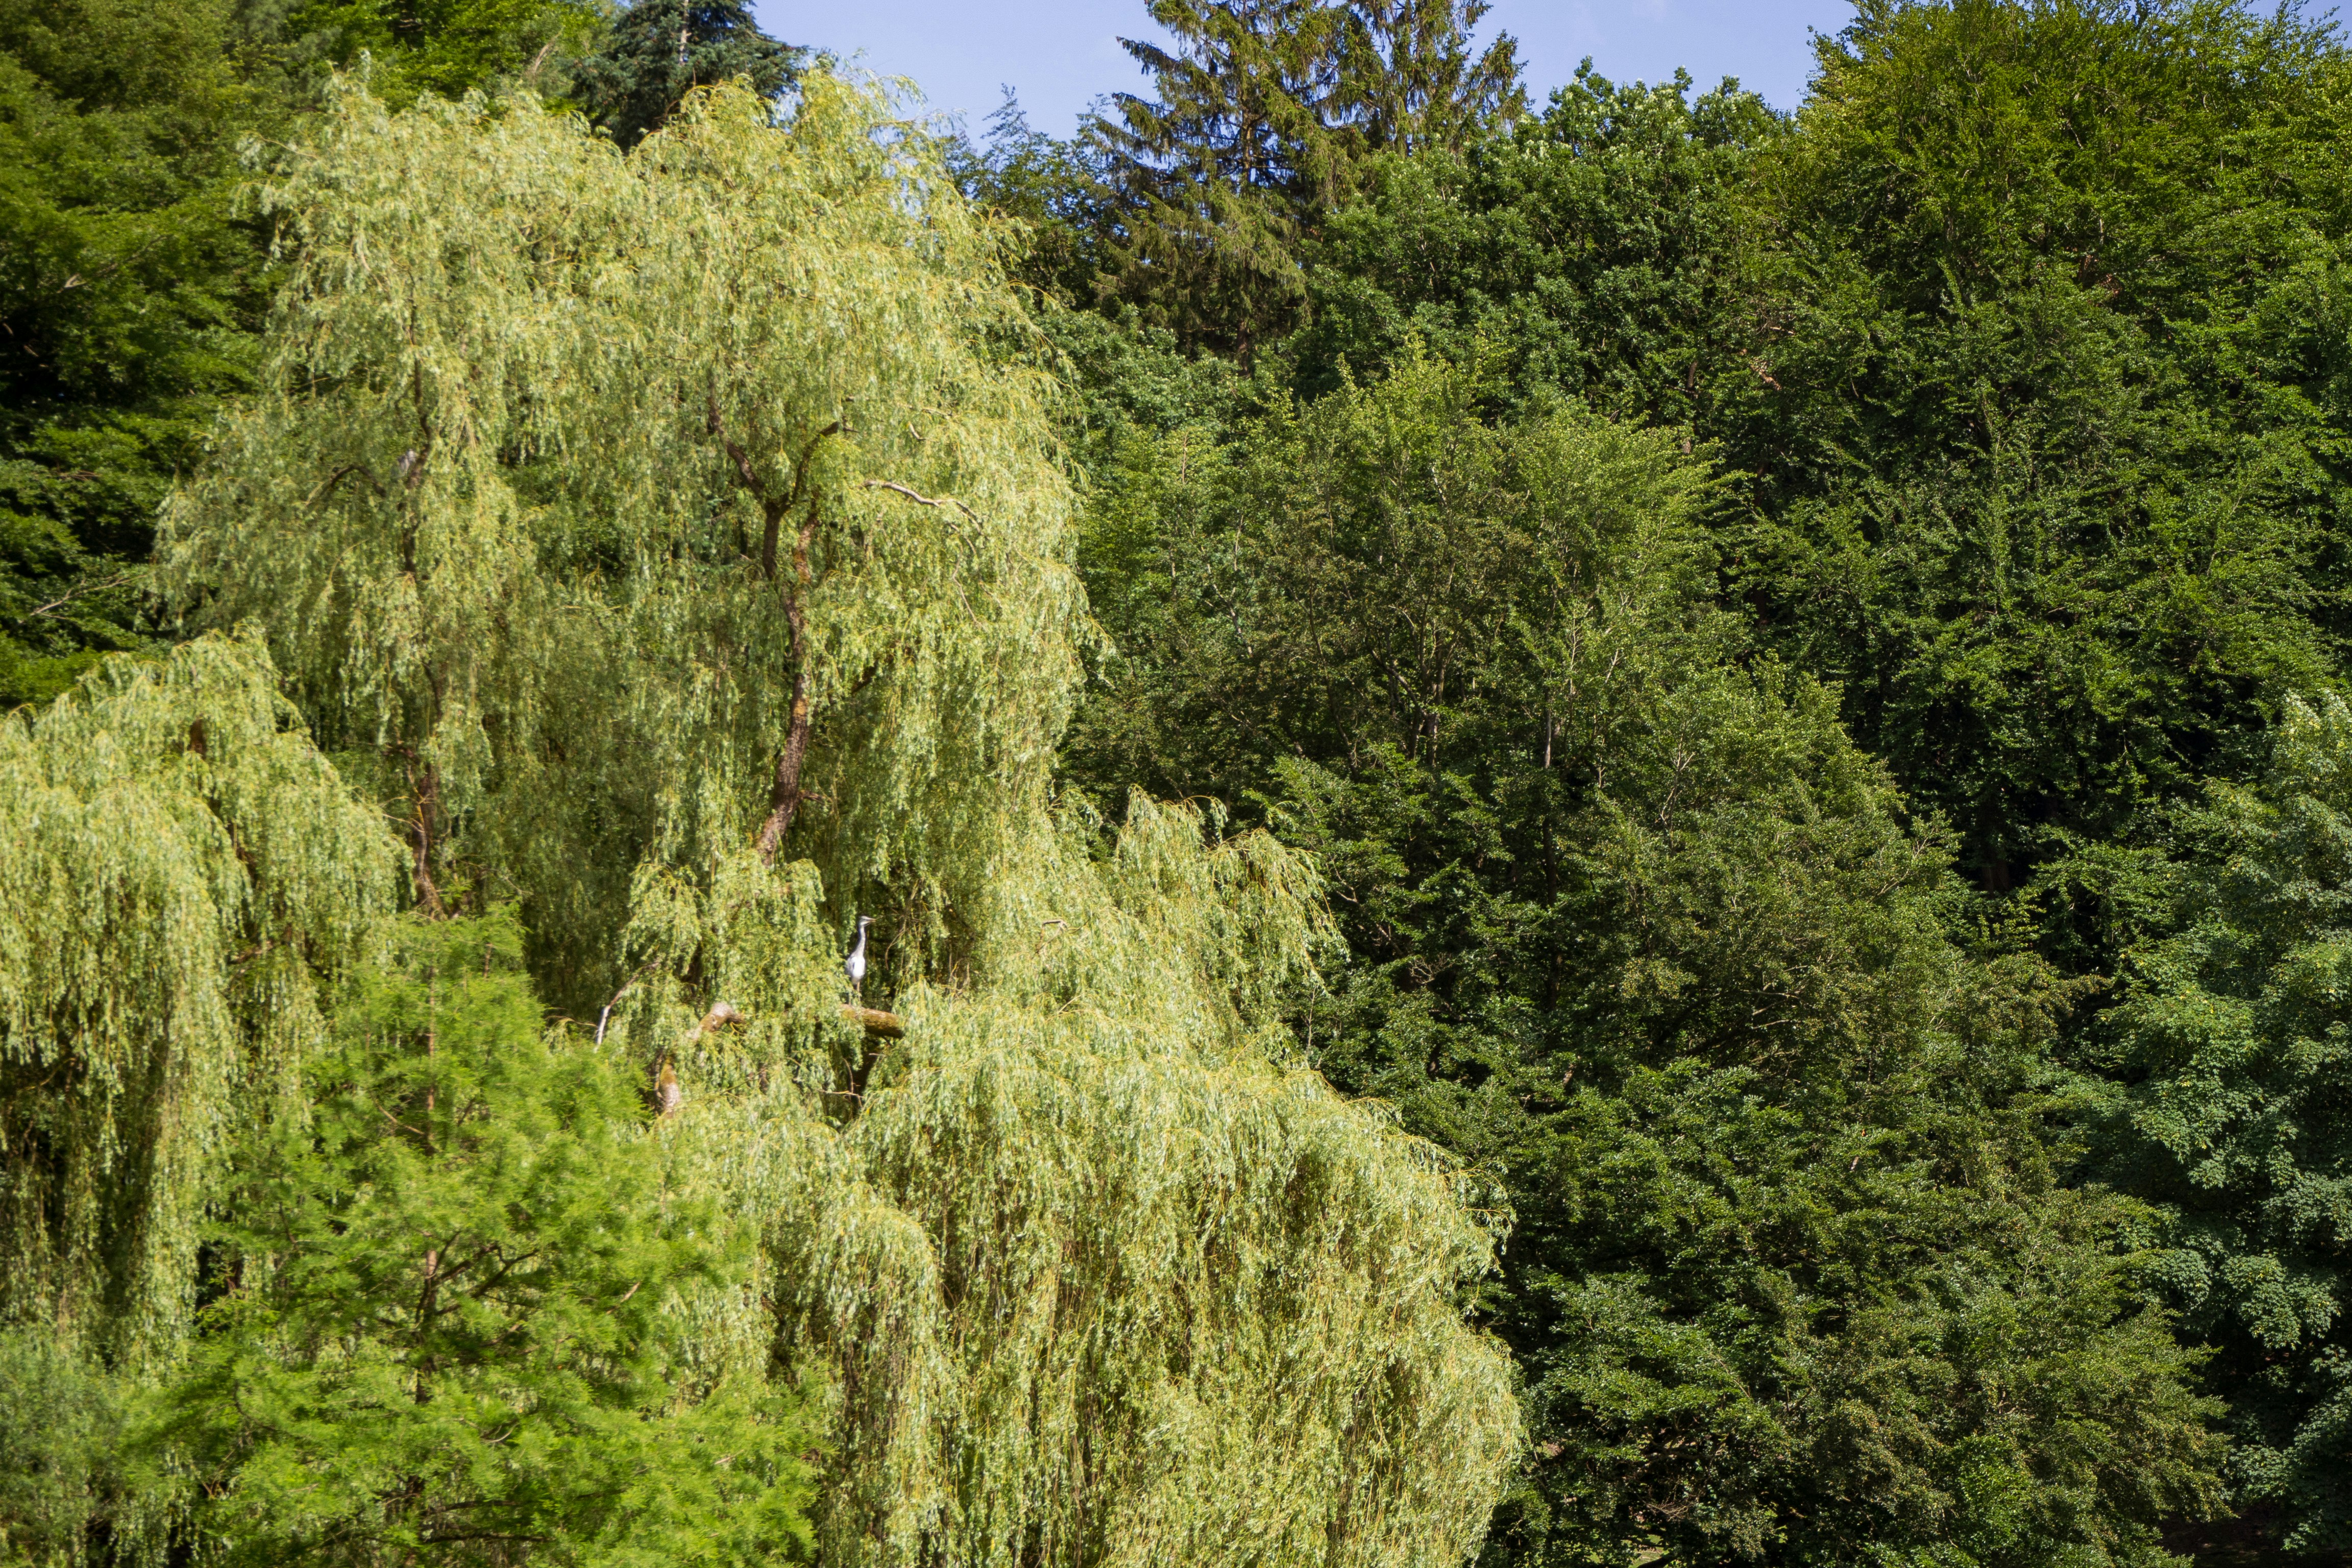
left=864, top=479, right=978, bottom=522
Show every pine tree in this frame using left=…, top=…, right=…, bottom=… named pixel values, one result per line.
left=1336, top=0, right=1520, bottom=155
left=1087, top=0, right=1520, bottom=357
left=573, top=0, right=802, bottom=148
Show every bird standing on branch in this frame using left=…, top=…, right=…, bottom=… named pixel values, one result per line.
left=844, top=914, right=872, bottom=997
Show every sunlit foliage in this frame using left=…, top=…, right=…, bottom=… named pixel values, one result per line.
left=0, top=634, right=400, bottom=1364
left=147, top=910, right=816, bottom=1568
left=156, top=75, right=1523, bottom=1566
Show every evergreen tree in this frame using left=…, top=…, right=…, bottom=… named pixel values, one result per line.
left=1335, top=0, right=1521, bottom=156
left=275, top=0, right=601, bottom=103
left=2087, top=695, right=2352, bottom=1551
left=0, top=0, right=620, bottom=710
left=1061, top=350, right=2226, bottom=1564
left=0, top=0, right=282, bottom=705
left=573, top=0, right=801, bottom=148
left=1087, top=0, right=1519, bottom=357
left=1290, top=64, right=1774, bottom=416
left=1719, top=0, right=2352, bottom=903
left=145, top=910, right=815, bottom=1568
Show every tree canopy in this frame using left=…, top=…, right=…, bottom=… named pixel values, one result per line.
left=13, top=0, right=2352, bottom=1562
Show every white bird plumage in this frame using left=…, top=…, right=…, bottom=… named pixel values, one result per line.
left=844, top=914, right=872, bottom=995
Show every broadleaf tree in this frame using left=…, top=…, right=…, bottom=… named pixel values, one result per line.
left=158, top=74, right=1524, bottom=1568
left=0, top=634, right=401, bottom=1365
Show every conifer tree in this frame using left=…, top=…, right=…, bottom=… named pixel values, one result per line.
left=145, top=911, right=815, bottom=1568
left=1061, top=350, right=2227, bottom=1565
left=1088, top=0, right=1518, bottom=356
left=1336, top=0, right=1520, bottom=155
left=2093, top=695, right=2352, bottom=1550
left=573, top=0, right=802, bottom=148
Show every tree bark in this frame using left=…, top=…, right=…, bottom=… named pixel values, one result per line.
left=709, top=400, right=839, bottom=865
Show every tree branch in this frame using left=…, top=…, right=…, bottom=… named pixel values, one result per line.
left=864, top=478, right=978, bottom=522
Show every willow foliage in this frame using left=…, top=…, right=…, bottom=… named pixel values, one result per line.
left=0, top=634, right=401, bottom=1363
left=163, top=74, right=1085, bottom=998
left=667, top=794, right=1517, bottom=1568
left=158, top=74, right=1517, bottom=1566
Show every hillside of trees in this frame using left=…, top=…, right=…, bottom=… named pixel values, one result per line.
left=2, top=1, right=2348, bottom=1565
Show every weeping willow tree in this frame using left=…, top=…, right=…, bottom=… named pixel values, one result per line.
left=0, top=635, right=402, bottom=1365
left=163, top=72, right=1084, bottom=999
left=159, top=73, right=1518, bottom=1566
left=651, top=793, right=1518, bottom=1568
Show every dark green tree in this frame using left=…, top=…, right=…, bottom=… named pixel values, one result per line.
left=0, top=0, right=609, bottom=710
left=1335, top=0, right=1520, bottom=155
left=572, top=0, right=801, bottom=149
left=948, top=94, right=1115, bottom=307
left=1717, top=0, right=2352, bottom=901
left=144, top=910, right=817, bottom=1568
left=1292, top=64, right=1775, bottom=416
left=1087, top=0, right=1520, bottom=358
left=1062, top=350, right=2226, bottom=1566
left=2082, top=695, right=2352, bottom=1552
left=0, top=0, right=280, bottom=705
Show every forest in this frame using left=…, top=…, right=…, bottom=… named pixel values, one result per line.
left=2, top=0, right=2348, bottom=1563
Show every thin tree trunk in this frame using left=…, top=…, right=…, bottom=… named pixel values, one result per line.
left=710, top=402, right=838, bottom=865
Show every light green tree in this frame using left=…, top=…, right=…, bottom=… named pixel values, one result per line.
left=0, top=634, right=402, bottom=1366
left=144, top=910, right=815, bottom=1568
left=159, top=75, right=1520, bottom=1567
left=163, top=72, right=1084, bottom=1001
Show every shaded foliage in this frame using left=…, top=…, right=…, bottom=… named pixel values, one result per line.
left=0, top=0, right=280, bottom=704
left=572, top=0, right=801, bottom=149
left=2082, top=697, right=2352, bottom=1553
left=1060, top=352, right=2225, bottom=1565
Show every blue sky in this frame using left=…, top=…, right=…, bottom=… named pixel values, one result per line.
left=754, top=1, right=1863, bottom=138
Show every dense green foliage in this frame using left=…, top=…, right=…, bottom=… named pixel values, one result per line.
left=149, top=910, right=815, bottom=1568
left=1067, top=352, right=2225, bottom=1564
left=0, top=0, right=277, bottom=704
left=0, top=0, right=800, bottom=706
left=0, top=1330, right=154, bottom=1566
left=573, top=0, right=802, bottom=148
left=2084, top=696, right=2352, bottom=1551
left=1081, top=0, right=1522, bottom=356
left=5, top=67, right=1517, bottom=1568
left=1, top=634, right=400, bottom=1363
left=11, top=0, right=2352, bottom=1562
